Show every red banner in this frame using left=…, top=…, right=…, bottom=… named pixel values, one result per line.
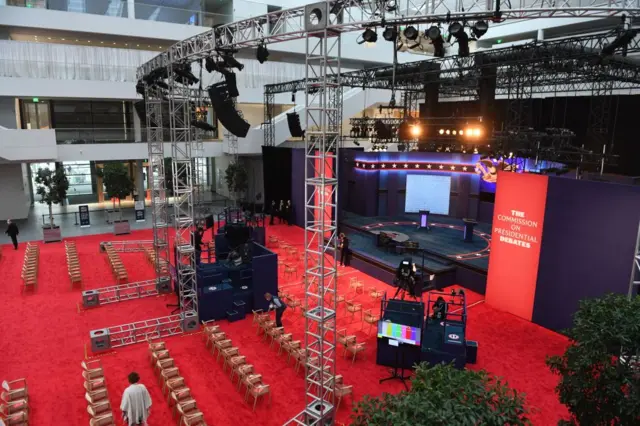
left=486, top=172, right=549, bottom=321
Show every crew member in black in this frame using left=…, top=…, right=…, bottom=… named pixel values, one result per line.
left=265, top=292, right=287, bottom=328
left=278, top=200, right=285, bottom=224
left=5, top=219, right=19, bottom=250
left=192, top=226, right=204, bottom=266
left=285, top=200, right=292, bottom=226
left=269, top=200, right=277, bottom=225
left=339, top=233, right=350, bottom=266
left=431, top=296, right=448, bottom=321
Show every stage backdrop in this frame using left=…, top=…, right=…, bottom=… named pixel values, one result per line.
left=485, top=172, right=640, bottom=331
left=262, top=146, right=293, bottom=214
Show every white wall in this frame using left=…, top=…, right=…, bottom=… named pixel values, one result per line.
left=0, top=5, right=210, bottom=41
left=0, top=129, right=57, bottom=161
left=0, top=163, right=30, bottom=220
left=0, top=77, right=137, bottom=100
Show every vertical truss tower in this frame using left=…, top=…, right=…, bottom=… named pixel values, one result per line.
left=168, top=65, right=199, bottom=324
left=145, top=85, right=171, bottom=291
left=264, top=91, right=276, bottom=147
left=286, top=7, right=341, bottom=423
left=630, top=223, right=640, bottom=299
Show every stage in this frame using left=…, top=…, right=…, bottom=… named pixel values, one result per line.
left=341, top=212, right=491, bottom=275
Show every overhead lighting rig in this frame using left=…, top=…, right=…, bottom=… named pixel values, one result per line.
left=358, top=27, right=378, bottom=44
left=257, top=42, right=269, bottom=63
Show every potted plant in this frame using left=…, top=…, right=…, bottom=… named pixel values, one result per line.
left=224, top=160, right=249, bottom=206
left=99, top=162, right=135, bottom=235
left=35, top=166, right=69, bottom=243
left=547, top=293, right=640, bottom=426
left=352, top=363, right=530, bottom=426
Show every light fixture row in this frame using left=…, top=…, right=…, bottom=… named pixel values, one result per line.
left=32, top=35, right=165, bottom=50
left=437, top=128, right=483, bottom=137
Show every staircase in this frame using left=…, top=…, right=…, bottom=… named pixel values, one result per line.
left=229, top=88, right=390, bottom=155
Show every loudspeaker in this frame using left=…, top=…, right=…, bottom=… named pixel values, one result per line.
left=182, top=311, right=200, bottom=332
left=90, top=329, right=111, bottom=353
left=465, top=340, right=478, bottom=364
left=208, top=84, right=250, bottom=138
left=205, top=214, right=214, bottom=230
left=287, top=112, right=305, bottom=138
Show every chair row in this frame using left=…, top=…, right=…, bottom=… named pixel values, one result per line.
left=0, top=378, right=29, bottom=425
left=148, top=339, right=208, bottom=425
left=144, top=247, right=169, bottom=275
left=66, top=241, right=82, bottom=289
left=21, top=244, right=39, bottom=293
left=82, top=360, right=115, bottom=426
left=252, top=311, right=354, bottom=410
left=203, top=321, right=271, bottom=411
left=104, top=245, right=127, bottom=284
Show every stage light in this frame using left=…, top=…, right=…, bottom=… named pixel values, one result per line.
left=426, top=26, right=441, bottom=40
left=474, top=128, right=482, bottom=137
left=256, top=43, right=269, bottom=63
left=221, top=54, right=244, bottom=71
left=205, top=57, right=218, bottom=73
left=439, top=129, right=444, bottom=135
left=410, top=124, right=421, bottom=137
left=385, top=0, right=397, bottom=11
left=432, top=35, right=445, bottom=57
left=446, top=129, right=451, bottom=135
left=456, top=31, right=470, bottom=57
left=452, top=130, right=457, bottom=135
left=465, top=128, right=472, bottom=136
left=472, top=20, right=489, bottom=38
left=358, top=28, right=378, bottom=44
left=448, top=22, right=464, bottom=37
left=383, top=26, right=398, bottom=41
left=404, top=26, right=419, bottom=41
left=473, top=147, right=479, bottom=154
left=459, top=129, right=464, bottom=135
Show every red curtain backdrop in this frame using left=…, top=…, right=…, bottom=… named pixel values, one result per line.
left=486, top=172, right=549, bottom=321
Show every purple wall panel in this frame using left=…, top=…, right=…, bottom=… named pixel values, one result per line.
left=533, top=177, right=640, bottom=331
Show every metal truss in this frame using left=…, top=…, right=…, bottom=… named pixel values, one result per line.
left=504, top=64, right=534, bottom=130
left=264, top=91, right=276, bottom=147
left=145, top=85, right=173, bottom=298
left=101, top=240, right=153, bottom=253
left=169, top=64, right=199, bottom=321
left=106, top=314, right=184, bottom=348
left=586, top=79, right=615, bottom=153
left=82, top=279, right=159, bottom=307
left=285, top=26, right=341, bottom=426
left=137, top=0, right=640, bottom=79
left=263, top=31, right=640, bottom=97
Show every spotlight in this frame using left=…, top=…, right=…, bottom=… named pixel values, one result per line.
left=465, top=128, right=472, bottom=136
left=410, top=124, right=421, bottom=137
left=456, top=31, right=470, bottom=57
left=432, top=35, right=445, bottom=57
left=385, top=0, right=397, bottom=11
left=446, top=129, right=451, bottom=135
left=474, top=128, right=482, bottom=137
left=448, top=22, right=464, bottom=37
left=427, top=26, right=441, bottom=40
left=404, top=26, right=419, bottom=40
left=205, top=57, right=218, bottom=73
left=383, top=26, right=398, bottom=42
left=221, top=54, right=244, bottom=71
left=472, top=20, right=489, bottom=38
left=459, top=129, right=464, bottom=135
left=193, top=120, right=217, bottom=132
left=172, top=63, right=199, bottom=85
left=452, top=130, right=457, bottom=135
left=256, top=43, right=269, bottom=64
left=354, top=140, right=360, bottom=146
left=358, top=28, right=378, bottom=44
left=439, top=129, right=444, bottom=135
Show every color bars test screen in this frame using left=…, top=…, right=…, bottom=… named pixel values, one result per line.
left=377, top=321, right=422, bottom=346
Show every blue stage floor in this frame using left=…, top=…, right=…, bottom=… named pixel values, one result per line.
left=341, top=212, right=491, bottom=273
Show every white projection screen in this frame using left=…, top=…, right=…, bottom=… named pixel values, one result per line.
left=404, top=174, right=452, bottom=215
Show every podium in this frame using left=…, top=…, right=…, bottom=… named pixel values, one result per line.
left=418, top=210, right=430, bottom=230
left=199, top=283, right=233, bottom=321
left=462, top=218, right=477, bottom=242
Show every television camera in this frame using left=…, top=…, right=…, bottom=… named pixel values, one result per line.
left=393, top=258, right=421, bottom=300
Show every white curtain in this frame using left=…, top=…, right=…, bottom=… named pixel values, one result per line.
left=0, top=41, right=156, bottom=82
left=193, top=59, right=308, bottom=89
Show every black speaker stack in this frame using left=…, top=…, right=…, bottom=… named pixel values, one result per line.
left=208, top=83, right=250, bottom=138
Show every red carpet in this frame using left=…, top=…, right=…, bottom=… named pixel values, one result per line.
left=0, top=224, right=568, bottom=425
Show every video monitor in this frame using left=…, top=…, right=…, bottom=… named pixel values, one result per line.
left=377, top=320, right=422, bottom=346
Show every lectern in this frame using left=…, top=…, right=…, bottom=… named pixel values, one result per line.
left=463, top=218, right=477, bottom=242
left=418, top=210, right=430, bottom=230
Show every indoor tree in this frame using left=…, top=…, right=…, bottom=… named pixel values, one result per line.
left=224, top=161, right=249, bottom=205
left=98, top=162, right=135, bottom=219
left=547, top=293, right=640, bottom=426
left=35, top=166, right=69, bottom=228
left=351, top=363, right=530, bottom=426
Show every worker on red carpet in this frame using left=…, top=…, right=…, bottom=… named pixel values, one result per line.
left=339, top=233, right=350, bottom=267
left=265, top=292, right=287, bottom=328
left=120, top=372, right=152, bottom=426
left=5, top=219, right=19, bottom=250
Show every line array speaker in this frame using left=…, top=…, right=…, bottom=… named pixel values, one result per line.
left=287, top=112, right=305, bottom=138
left=208, top=83, right=250, bottom=138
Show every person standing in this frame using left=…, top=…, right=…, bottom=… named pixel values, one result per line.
left=278, top=200, right=285, bottom=224
left=265, top=292, right=287, bottom=328
left=285, top=200, right=293, bottom=226
left=269, top=200, right=277, bottom=225
left=339, top=233, right=350, bottom=267
left=120, top=372, right=152, bottom=426
left=192, top=226, right=204, bottom=266
left=5, top=219, right=19, bottom=250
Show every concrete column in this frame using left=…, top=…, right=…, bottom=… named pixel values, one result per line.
left=136, top=160, right=145, bottom=201
left=133, top=104, right=142, bottom=142
left=127, top=0, right=135, bottom=19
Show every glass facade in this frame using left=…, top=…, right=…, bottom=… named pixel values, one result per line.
left=64, top=161, right=93, bottom=196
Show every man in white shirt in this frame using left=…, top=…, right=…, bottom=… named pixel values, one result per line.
left=120, top=372, right=152, bottom=426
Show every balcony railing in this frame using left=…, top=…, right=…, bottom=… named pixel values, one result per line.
left=0, top=58, right=138, bottom=82
left=6, top=0, right=234, bottom=27
left=56, top=127, right=138, bottom=144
